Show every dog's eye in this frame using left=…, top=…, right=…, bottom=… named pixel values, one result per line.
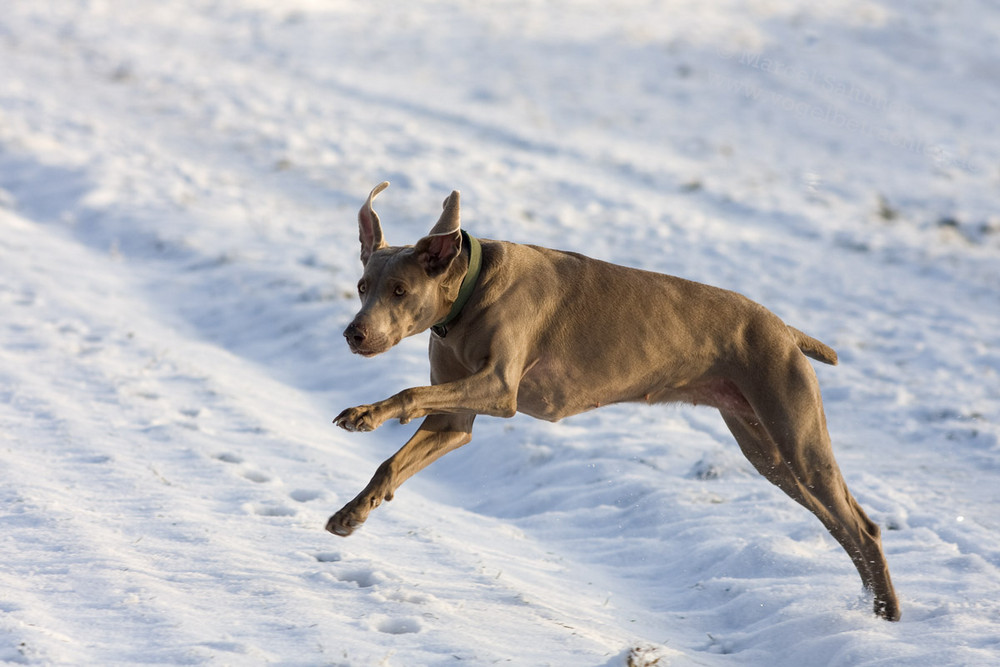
left=393, top=285, right=406, bottom=297
left=357, top=282, right=367, bottom=295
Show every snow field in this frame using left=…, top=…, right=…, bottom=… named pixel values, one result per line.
left=1, top=1, right=999, bottom=665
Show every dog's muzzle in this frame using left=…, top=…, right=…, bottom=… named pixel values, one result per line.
left=343, top=322, right=391, bottom=357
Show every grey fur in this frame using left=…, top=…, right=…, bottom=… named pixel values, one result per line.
left=329, top=183, right=900, bottom=621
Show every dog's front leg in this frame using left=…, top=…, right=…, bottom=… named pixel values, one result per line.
left=334, top=368, right=519, bottom=432
left=326, top=414, right=474, bottom=536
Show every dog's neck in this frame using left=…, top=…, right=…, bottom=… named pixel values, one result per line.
left=431, top=230, right=482, bottom=338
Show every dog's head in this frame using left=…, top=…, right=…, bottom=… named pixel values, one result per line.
left=343, top=182, right=468, bottom=357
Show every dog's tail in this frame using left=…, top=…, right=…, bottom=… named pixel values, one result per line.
left=788, top=326, right=839, bottom=365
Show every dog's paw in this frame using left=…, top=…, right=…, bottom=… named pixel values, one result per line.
left=334, top=405, right=381, bottom=432
left=326, top=486, right=392, bottom=536
left=325, top=509, right=363, bottom=536
left=326, top=498, right=378, bottom=536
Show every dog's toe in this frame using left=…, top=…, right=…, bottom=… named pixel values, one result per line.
left=334, top=406, right=378, bottom=432
left=325, top=513, right=357, bottom=536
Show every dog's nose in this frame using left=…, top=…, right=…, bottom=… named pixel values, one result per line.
left=344, top=323, right=368, bottom=347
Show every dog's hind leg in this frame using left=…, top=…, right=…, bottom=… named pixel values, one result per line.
left=326, top=413, right=474, bottom=536
left=720, top=358, right=899, bottom=620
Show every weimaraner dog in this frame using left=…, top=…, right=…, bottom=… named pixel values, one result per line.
left=328, top=182, right=900, bottom=621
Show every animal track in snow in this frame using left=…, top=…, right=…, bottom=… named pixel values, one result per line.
left=336, top=568, right=383, bottom=588
left=374, top=616, right=422, bottom=635
left=289, top=489, right=322, bottom=502
left=243, top=502, right=296, bottom=517
left=241, top=469, right=271, bottom=484
left=213, top=452, right=275, bottom=484
left=70, top=453, right=113, bottom=465
left=310, top=551, right=432, bottom=638
left=313, top=552, right=341, bottom=563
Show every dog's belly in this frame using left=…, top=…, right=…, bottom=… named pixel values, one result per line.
left=516, top=359, right=754, bottom=422
left=651, top=378, right=755, bottom=416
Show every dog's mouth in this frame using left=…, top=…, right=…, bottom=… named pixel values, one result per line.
left=346, top=335, right=396, bottom=358
left=347, top=342, right=385, bottom=357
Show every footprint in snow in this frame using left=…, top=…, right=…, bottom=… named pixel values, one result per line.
left=241, top=469, right=271, bottom=484
left=313, top=552, right=341, bottom=563
left=213, top=452, right=282, bottom=486
left=336, top=568, right=382, bottom=588
left=244, top=502, right=296, bottom=517
left=71, top=454, right=113, bottom=465
left=315, top=558, right=431, bottom=635
left=289, top=489, right=322, bottom=503
left=374, top=616, right=422, bottom=635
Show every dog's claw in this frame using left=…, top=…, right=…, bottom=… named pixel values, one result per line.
left=334, top=405, right=379, bottom=432
left=325, top=511, right=361, bottom=536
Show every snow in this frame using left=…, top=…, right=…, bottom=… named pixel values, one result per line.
left=1, top=0, right=998, bottom=664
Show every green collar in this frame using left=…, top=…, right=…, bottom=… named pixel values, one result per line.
left=431, top=230, right=482, bottom=337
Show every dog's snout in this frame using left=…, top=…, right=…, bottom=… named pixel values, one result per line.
left=343, top=320, right=391, bottom=357
left=344, top=323, right=368, bottom=347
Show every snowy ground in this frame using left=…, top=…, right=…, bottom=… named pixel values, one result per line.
left=1, top=1, right=999, bottom=664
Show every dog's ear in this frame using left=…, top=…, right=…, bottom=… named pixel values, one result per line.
left=358, top=181, right=389, bottom=265
left=414, top=190, right=462, bottom=276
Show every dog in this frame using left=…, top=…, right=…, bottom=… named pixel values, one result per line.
left=326, top=182, right=900, bottom=621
